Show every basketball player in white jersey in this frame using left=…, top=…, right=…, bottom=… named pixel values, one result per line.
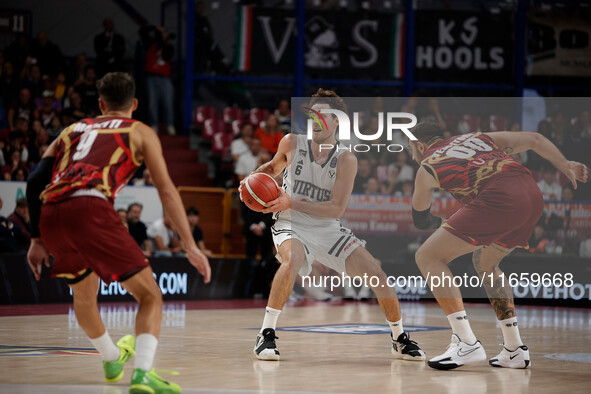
left=240, top=89, right=425, bottom=361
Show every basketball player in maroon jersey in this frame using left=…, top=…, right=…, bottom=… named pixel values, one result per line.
left=408, top=123, right=587, bottom=370
left=26, top=72, right=210, bottom=393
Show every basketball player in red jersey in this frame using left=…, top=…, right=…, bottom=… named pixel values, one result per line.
left=26, top=72, right=210, bottom=393
left=408, top=123, right=588, bottom=370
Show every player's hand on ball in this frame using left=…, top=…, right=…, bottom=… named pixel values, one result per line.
left=262, top=188, right=291, bottom=213
left=27, top=239, right=51, bottom=281
left=238, top=177, right=248, bottom=201
left=187, top=245, right=211, bottom=284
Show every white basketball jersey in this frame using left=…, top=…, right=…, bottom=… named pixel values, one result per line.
left=275, top=134, right=347, bottom=226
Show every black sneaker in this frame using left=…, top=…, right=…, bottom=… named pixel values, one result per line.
left=254, top=328, right=280, bottom=361
left=392, top=332, right=426, bottom=361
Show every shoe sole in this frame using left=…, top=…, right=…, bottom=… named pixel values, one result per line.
left=489, top=359, right=531, bottom=369
left=428, top=352, right=487, bottom=370
left=129, top=384, right=180, bottom=394
left=104, top=370, right=124, bottom=383
left=392, top=349, right=426, bottom=361
left=254, top=350, right=280, bottom=361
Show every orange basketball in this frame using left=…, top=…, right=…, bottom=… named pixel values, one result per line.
left=241, top=173, right=280, bottom=212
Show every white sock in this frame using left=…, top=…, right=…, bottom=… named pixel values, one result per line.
left=134, top=334, right=159, bottom=371
left=89, top=331, right=120, bottom=362
left=447, top=311, right=477, bottom=344
left=499, top=317, right=523, bottom=350
left=260, top=307, right=281, bottom=333
left=388, top=319, right=404, bottom=339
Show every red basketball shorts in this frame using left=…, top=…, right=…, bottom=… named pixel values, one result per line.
left=443, top=173, right=544, bottom=249
left=40, top=196, right=149, bottom=283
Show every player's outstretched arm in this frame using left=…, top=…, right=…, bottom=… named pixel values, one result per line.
left=26, top=137, right=60, bottom=280
left=411, top=166, right=443, bottom=230
left=264, top=151, right=357, bottom=218
left=135, top=124, right=211, bottom=283
left=487, top=131, right=589, bottom=189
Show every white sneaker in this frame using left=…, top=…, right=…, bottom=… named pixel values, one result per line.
left=304, top=286, right=334, bottom=301
left=356, top=286, right=372, bottom=301
left=428, top=334, right=486, bottom=370
left=254, top=328, right=280, bottom=361
left=489, top=345, right=531, bottom=369
left=343, top=285, right=357, bottom=300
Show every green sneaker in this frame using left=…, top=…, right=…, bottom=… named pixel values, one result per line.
left=129, top=368, right=181, bottom=394
left=103, top=335, right=136, bottom=383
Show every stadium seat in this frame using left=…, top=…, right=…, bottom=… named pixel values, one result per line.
left=194, top=106, right=218, bottom=126
left=222, top=107, right=244, bottom=124
left=203, top=118, right=226, bottom=140
left=231, top=119, right=244, bottom=136
left=248, top=108, right=270, bottom=128
left=490, top=115, right=509, bottom=131
left=212, top=130, right=234, bottom=158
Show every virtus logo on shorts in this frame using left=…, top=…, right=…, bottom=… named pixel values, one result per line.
left=305, top=108, right=418, bottom=152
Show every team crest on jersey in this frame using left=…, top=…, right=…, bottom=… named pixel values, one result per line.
left=329, top=157, right=337, bottom=168
left=329, top=170, right=336, bottom=178
left=299, top=149, right=307, bottom=157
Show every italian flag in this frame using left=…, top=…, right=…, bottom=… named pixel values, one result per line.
left=390, top=13, right=404, bottom=79
left=234, top=6, right=253, bottom=71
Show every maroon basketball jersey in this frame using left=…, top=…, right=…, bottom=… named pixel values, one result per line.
left=421, top=132, right=530, bottom=204
left=41, top=116, right=142, bottom=203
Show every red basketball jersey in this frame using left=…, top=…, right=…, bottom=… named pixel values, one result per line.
left=41, top=116, right=142, bottom=203
left=421, top=132, right=531, bottom=204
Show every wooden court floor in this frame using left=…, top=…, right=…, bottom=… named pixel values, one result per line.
left=0, top=300, right=590, bottom=393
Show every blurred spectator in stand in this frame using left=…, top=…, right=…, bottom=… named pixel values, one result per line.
left=577, top=110, right=591, bottom=140
left=2, top=149, right=27, bottom=180
left=7, top=197, right=30, bottom=249
left=194, top=1, right=231, bottom=74
left=561, top=185, right=574, bottom=201
left=4, top=33, right=30, bottom=75
left=52, top=71, right=69, bottom=104
left=7, top=88, right=35, bottom=130
left=21, top=63, right=44, bottom=100
left=186, top=207, right=213, bottom=257
left=364, top=177, right=380, bottom=194
left=95, top=18, right=126, bottom=77
left=390, top=149, right=414, bottom=182
left=30, top=31, right=63, bottom=77
left=381, top=166, right=400, bottom=195
left=0, top=197, right=25, bottom=253
left=395, top=180, right=414, bottom=197
left=35, top=89, right=61, bottom=128
left=133, top=168, right=154, bottom=186
left=528, top=222, right=549, bottom=254
left=421, top=98, right=446, bottom=130
left=12, top=167, right=27, bottom=181
left=550, top=111, right=567, bottom=148
left=0, top=61, right=21, bottom=107
left=127, top=202, right=152, bottom=257
left=117, top=209, right=128, bottom=229
left=27, top=124, right=49, bottom=166
left=47, top=116, right=64, bottom=138
left=235, top=137, right=262, bottom=181
left=537, top=167, right=562, bottom=201
left=140, top=25, right=176, bottom=135
left=254, top=113, right=283, bottom=155
left=241, top=203, right=273, bottom=261
left=580, top=237, right=591, bottom=257
left=62, top=92, right=90, bottom=124
left=231, top=123, right=254, bottom=162
left=74, top=65, right=99, bottom=115
left=353, top=157, right=372, bottom=193
left=69, top=53, right=87, bottom=86
left=147, top=211, right=183, bottom=257
left=526, top=120, right=554, bottom=171
left=275, top=99, right=291, bottom=133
